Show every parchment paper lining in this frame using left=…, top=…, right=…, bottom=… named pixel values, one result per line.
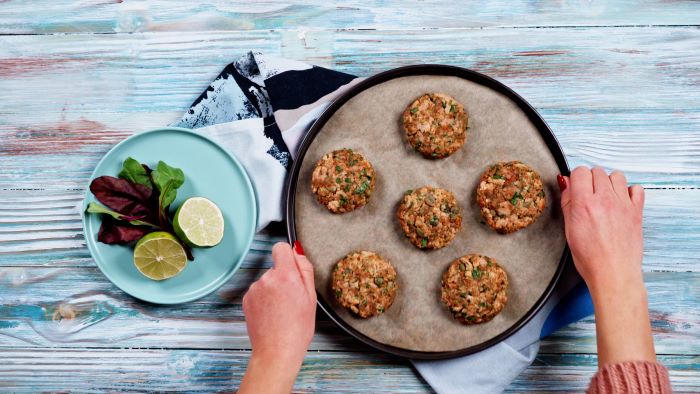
left=295, top=75, right=565, bottom=352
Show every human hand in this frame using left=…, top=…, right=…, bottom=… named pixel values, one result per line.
left=559, top=167, right=645, bottom=295
left=559, top=167, right=655, bottom=366
left=239, top=241, right=316, bottom=394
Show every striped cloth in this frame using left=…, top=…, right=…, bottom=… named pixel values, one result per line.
left=173, top=52, right=594, bottom=393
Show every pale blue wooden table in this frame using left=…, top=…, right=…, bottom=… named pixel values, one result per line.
left=1, top=2, right=699, bottom=392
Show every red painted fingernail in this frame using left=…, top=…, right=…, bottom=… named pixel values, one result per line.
left=557, top=174, right=567, bottom=191
left=293, top=240, right=305, bottom=255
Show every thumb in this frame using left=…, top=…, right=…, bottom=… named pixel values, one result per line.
left=292, top=242, right=316, bottom=299
left=559, top=175, right=572, bottom=219
left=294, top=253, right=316, bottom=299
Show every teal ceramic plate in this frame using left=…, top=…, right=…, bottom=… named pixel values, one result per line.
left=82, top=127, right=257, bottom=304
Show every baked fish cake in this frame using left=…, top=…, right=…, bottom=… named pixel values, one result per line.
left=397, top=186, right=462, bottom=250
left=311, top=149, right=375, bottom=213
left=476, top=161, right=546, bottom=233
left=402, top=93, right=468, bottom=159
left=331, top=251, right=398, bottom=318
left=441, top=254, right=508, bottom=325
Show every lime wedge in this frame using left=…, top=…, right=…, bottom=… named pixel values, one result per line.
left=133, top=231, right=188, bottom=280
left=173, top=197, right=224, bottom=247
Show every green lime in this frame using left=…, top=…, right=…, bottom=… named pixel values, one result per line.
left=173, top=197, right=224, bottom=247
left=133, top=231, right=188, bottom=280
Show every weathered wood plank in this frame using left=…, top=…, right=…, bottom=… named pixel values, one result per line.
left=1, top=7, right=698, bottom=392
left=1, top=189, right=697, bottom=271
left=2, top=110, right=699, bottom=189
left=1, top=264, right=697, bottom=356
left=0, top=348, right=697, bottom=392
left=1, top=0, right=699, bottom=34
left=517, top=354, right=700, bottom=393
left=541, top=272, right=700, bottom=354
left=1, top=28, right=699, bottom=187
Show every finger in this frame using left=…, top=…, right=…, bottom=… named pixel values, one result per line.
left=629, top=184, right=645, bottom=210
left=570, top=166, right=593, bottom=200
left=591, top=167, right=613, bottom=194
left=271, top=242, right=297, bottom=272
left=293, top=252, right=316, bottom=298
left=609, top=170, right=629, bottom=200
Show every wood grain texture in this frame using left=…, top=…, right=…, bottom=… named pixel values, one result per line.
left=2, top=3, right=699, bottom=391
left=0, top=348, right=698, bottom=393
left=1, top=28, right=699, bottom=188
left=0, top=265, right=698, bottom=355
left=2, top=189, right=698, bottom=271
left=1, top=0, right=699, bottom=34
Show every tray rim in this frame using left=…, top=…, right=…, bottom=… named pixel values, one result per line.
left=284, top=64, right=570, bottom=360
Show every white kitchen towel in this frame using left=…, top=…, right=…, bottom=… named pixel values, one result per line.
left=172, top=52, right=594, bottom=393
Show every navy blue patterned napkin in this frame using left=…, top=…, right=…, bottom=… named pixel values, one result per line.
left=174, top=52, right=593, bottom=393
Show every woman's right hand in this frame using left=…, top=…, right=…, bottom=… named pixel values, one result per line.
left=559, top=167, right=655, bottom=367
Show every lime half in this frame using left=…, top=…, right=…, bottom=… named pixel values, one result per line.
left=173, top=197, right=225, bottom=247
left=133, top=231, right=188, bottom=280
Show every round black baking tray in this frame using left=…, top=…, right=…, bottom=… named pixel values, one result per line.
left=284, top=64, right=570, bottom=360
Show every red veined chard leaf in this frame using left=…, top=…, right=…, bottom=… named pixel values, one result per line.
left=89, top=176, right=158, bottom=221
left=86, top=202, right=157, bottom=227
left=97, top=217, right=153, bottom=244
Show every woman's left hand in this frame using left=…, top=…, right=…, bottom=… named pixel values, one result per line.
left=239, top=242, right=316, bottom=394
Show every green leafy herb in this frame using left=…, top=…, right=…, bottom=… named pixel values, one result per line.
left=410, top=107, right=419, bottom=114
left=421, top=238, right=428, bottom=248
left=492, top=174, right=504, bottom=180
left=335, top=178, right=342, bottom=183
left=449, top=104, right=457, bottom=113
left=335, top=165, right=342, bottom=172
left=87, top=159, right=193, bottom=260
left=334, top=289, right=342, bottom=298
left=344, top=185, right=350, bottom=192
left=354, top=180, right=371, bottom=195
left=404, top=189, right=413, bottom=195
left=340, top=196, right=348, bottom=206
left=118, top=157, right=152, bottom=188
left=152, top=160, right=185, bottom=212
left=510, top=191, right=524, bottom=206
left=472, top=266, right=483, bottom=279
left=429, top=216, right=439, bottom=226
left=345, top=177, right=351, bottom=183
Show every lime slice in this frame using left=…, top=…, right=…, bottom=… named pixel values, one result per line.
left=133, top=231, right=188, bottom=280
left=173, top=197, right=224, bottom=247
